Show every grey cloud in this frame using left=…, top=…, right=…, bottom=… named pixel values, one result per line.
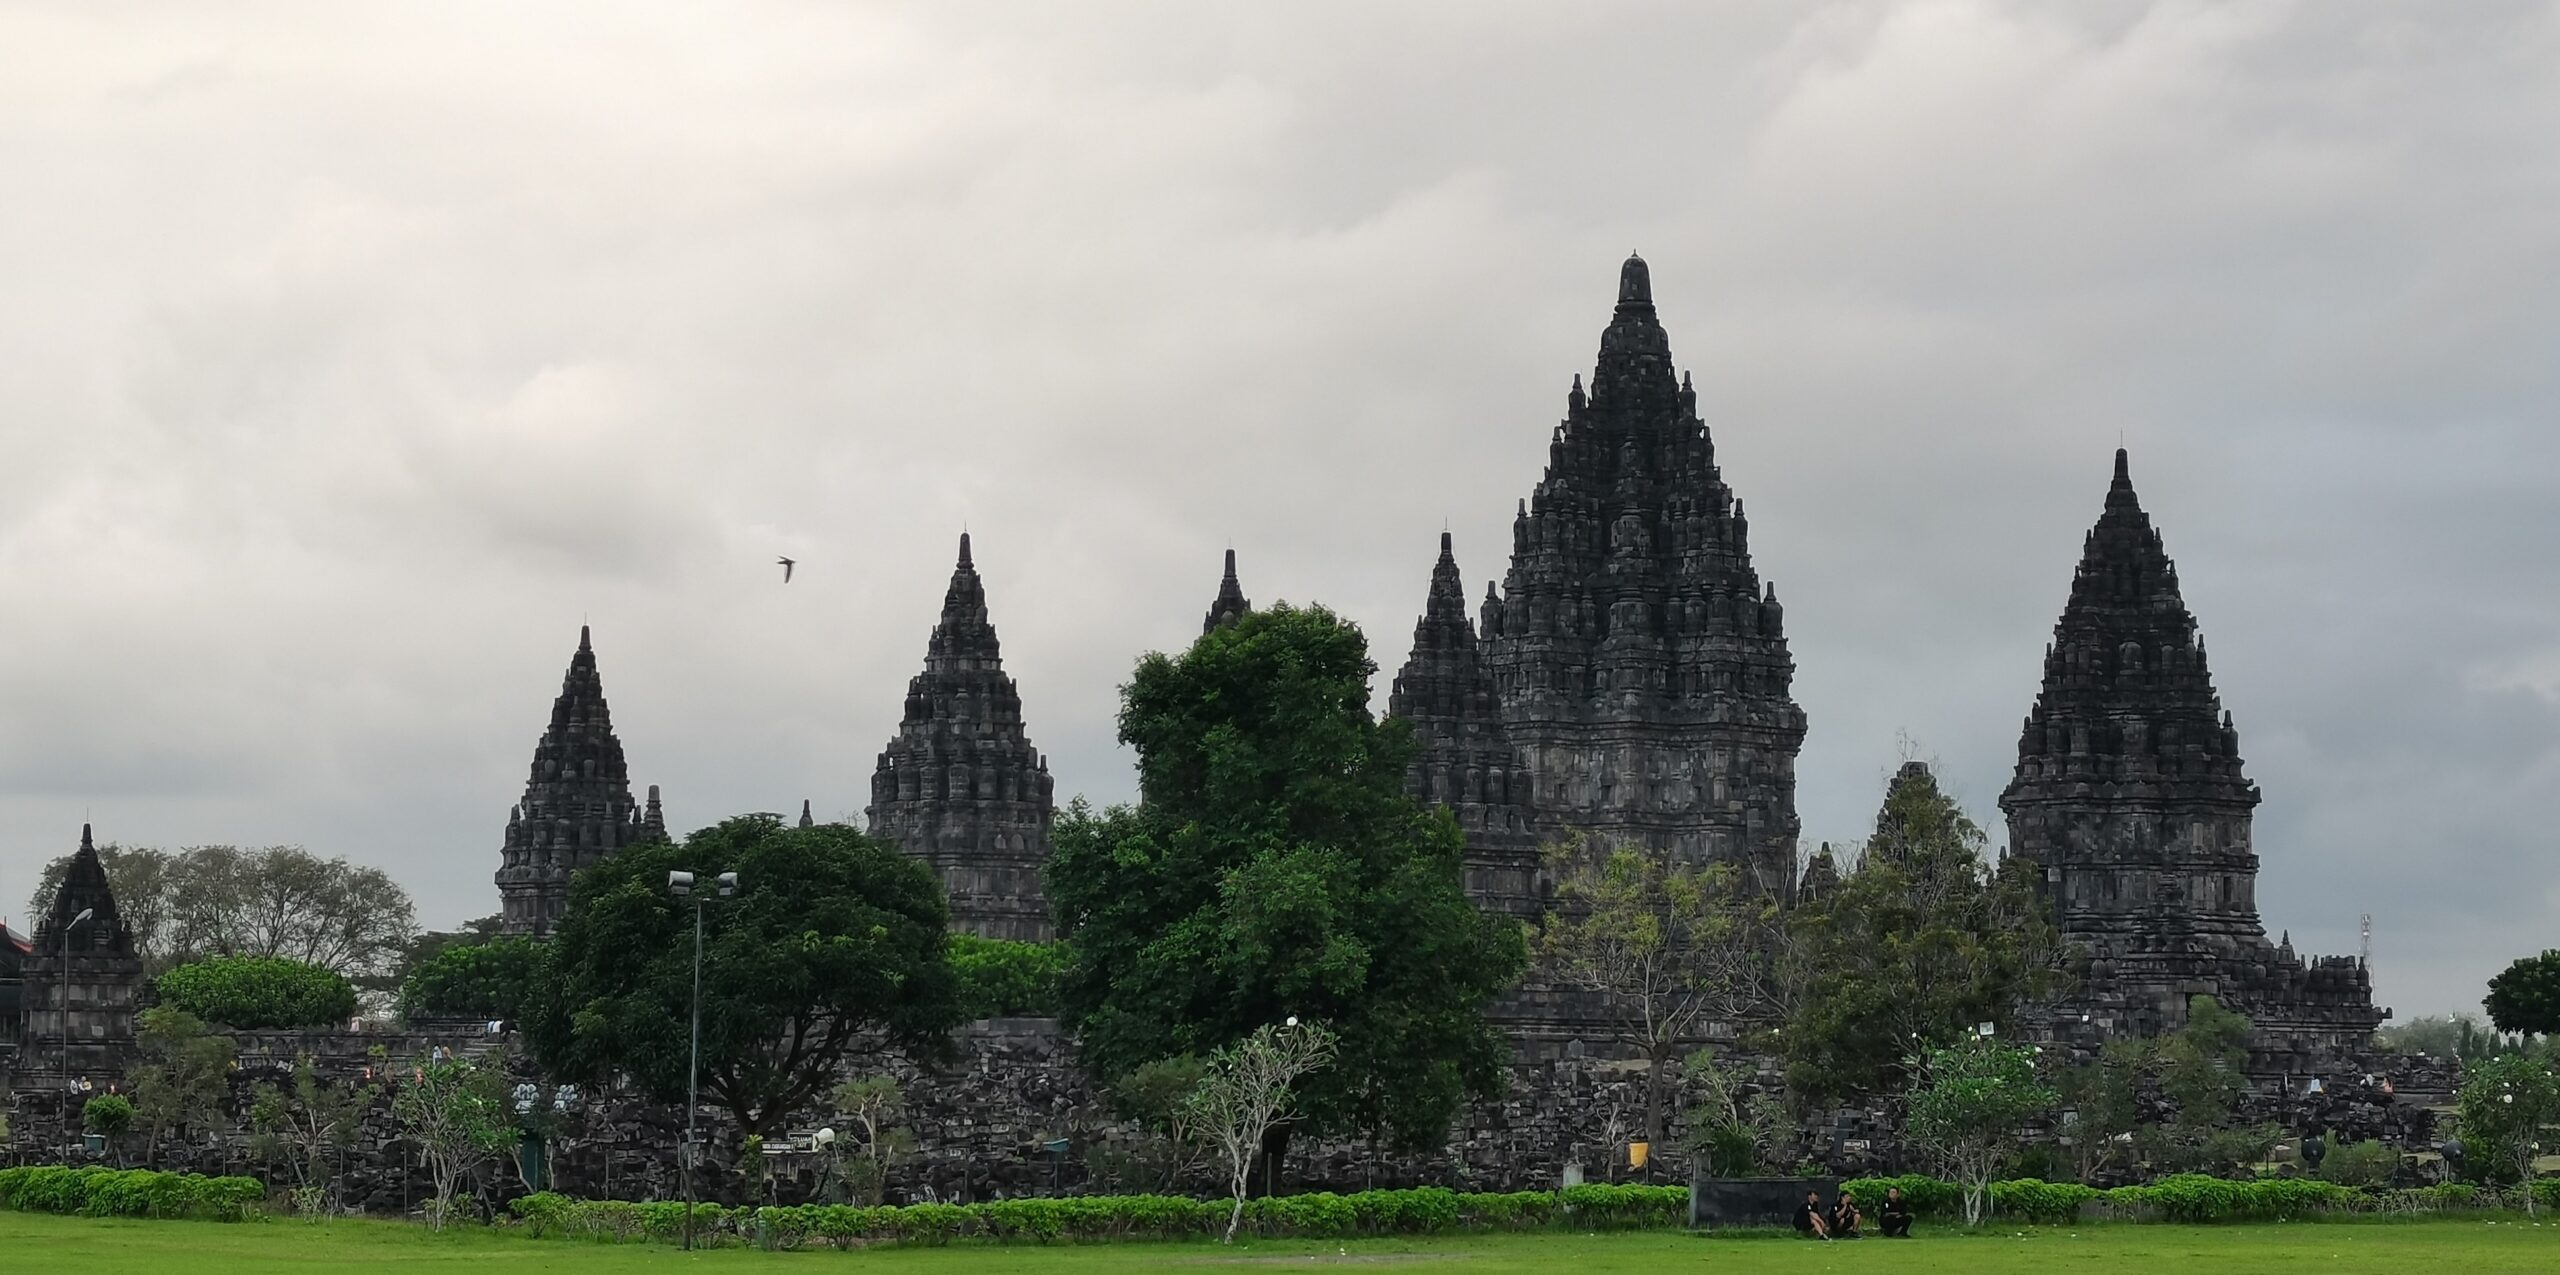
left=0, top=2, right=2552, bottom=1020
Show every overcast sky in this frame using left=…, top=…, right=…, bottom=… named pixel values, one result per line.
left=2, top=2, right=2553, bottom=1021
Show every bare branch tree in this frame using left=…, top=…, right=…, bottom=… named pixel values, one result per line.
left=1182, top=1020, right=1339, bottom=1244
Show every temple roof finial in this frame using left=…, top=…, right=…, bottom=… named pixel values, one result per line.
left=1617, top=252, right=1651, bottom=305
left=957, top=532, right=973, bottom=569
left=579, top=624, right=591, bottom=652
left=798, top=799, right=814, bottom=828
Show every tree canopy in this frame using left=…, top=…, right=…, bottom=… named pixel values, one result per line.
left=27, top=843, right=416, bottom=981
left=1541, top=840, right=1769, bottom=1149
left=154, top=956, right=357, bottom=1030
left=522, top=815, right=964, bottom=1136
left=1049, top=603, right=1528, bottom=1152
left=2485, top=950, right=2560, bottom=1038
left=1778, top=761, right=2065, bottom=1109
left=397, top=935, right=546, bottom=1022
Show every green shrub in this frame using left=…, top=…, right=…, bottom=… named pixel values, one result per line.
left=1989, top=1178, right=2097, bottom=1222
left=1840, top=1175, right=1963, bottom=1217
left=509, top=1190, right=575, bottom=1237
left=0, top=1166, right=262, bottom=1221
left=82, top=1094, right=136, bottom=1139
left=2105, top=1174, right=2354, bottom=1222
left=2313, top=1138, right=2398, bottom=1188
left=155, top=956, right=356, bottom=1030
left=1558, top=1184, right=1689, bottom=1229
left=949, top=935, right=1067, bottom=1020
left=399, top=937, right=546, bottom=1021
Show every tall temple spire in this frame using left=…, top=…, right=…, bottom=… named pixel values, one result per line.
left=496, top=626, right=648, bottom=937
left=868, top=534, right=1058, bottom=941
left=30, top=822, right=141, bottom=1071
left=2001, top=449, right=2378, bottom=1061
left=1203, top=547, right=1251, bottom=634
left=39, top=823, right=131, bottom=953
left=1390, top=533, right=1543, bottom=917
left=1480, top=255, right=1806, bottom=897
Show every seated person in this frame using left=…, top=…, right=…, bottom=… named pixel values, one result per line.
left=1830, top=1194, right=1862, bottom=1238
left=1792, top=1191, right=1831, bottom=1239
left=1880, top=1186, right=1914, bottom=1238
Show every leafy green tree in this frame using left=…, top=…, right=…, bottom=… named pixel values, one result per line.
left=2486, top=951, right=2560, bottom=1039
left=29, top=844, right=416, bottom=981
left=949, top=935, right=1067, bottom=1020
left=1541, top=842, right=1768, bottom=1153
left=2054, top=1039, right=2146, bottom=1182
left=1779, top=762, right=2065, bottom=1109
left=397, top=936, right=546, bottom=1021
left=2156, top=995, right=2251, bottom=1125
left=523, top=816, right=964, bottom=1137
left=2380, top=1013, right=2513, bottom=1062
left=82, top=1094, right=135, bottom=1163
left=1904, top=1037, right=2057, bottom=1226
left=2454, top=1054, right=2560, bottom=1209
left=1050, top=604, right=1528, bottom=1154
left=827, top=1075, right=911, bottom=1205
left=391, top=1051, right=514, bottom=1230
left=128, top=1006, right=236, bottom=1166
left=155, top=955, right=357, bottom=1029
left=1108, top=1055, right=1210, bottom=1190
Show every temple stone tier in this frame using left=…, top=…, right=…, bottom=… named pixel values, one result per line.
left=495, top=626, right=662, bottom=937
left=1476, top=253, right=1807, bottom=900
left=2000, top=450, right=2383, bottom=1077
left=867, top=533, right=1059, bottom=941
left=1387, top=533, right=1544, bottom=918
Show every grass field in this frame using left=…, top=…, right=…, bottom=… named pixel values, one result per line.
left=2, top=1213, right=2555, bottom=1274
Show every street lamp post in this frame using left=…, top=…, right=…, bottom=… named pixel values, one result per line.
left=668, top=870, right=737, bottom=1252
left=60, top=905, right=93, bottom=1163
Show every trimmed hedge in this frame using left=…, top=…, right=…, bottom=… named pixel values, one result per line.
left=1844, top=1174, right=2380, bottom=1225
left=0, top=1167, right=264, bottom=1222
left=155, top=955, right=356, bottom=1030
left=508, top=1183, right=1685, bottom=1247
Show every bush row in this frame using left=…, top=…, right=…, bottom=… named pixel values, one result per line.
left=0, top=1167, right=265, bottom=1222
left=1841, top=1173, right=2560, bottom=1225
left=509, top=1183, right=1691, bottom=1246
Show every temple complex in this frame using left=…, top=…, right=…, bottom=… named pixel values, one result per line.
left=866, top=534, right=1058, bottom=941
left=2000, top=450, right=2383, bottom=1074
left=495, top=626, right=660, bottom=937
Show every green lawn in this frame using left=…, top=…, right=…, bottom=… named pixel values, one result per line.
left=3, top=1214, right=2556, bottom=1275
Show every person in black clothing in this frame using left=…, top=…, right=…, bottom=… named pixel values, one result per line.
left=1880, top=1186, right=1914, bottom=1238
left=1792, top=1191, right=1831, bottom=1239
left=1830, top=1193, right=1862, bottom=1238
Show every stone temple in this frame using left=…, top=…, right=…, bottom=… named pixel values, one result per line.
left=1375, top=255, right=1808, bottom=909
left=495, top=626, right=664, bottom=937
left=866, top=533, right=1058, bottom=941
left=2001, top=450, right=2382, bottom=1073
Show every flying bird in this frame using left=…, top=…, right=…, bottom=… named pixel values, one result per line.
left=776, top=556, right=796, bottom=583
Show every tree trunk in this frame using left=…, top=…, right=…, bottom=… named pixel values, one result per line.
left=1641, top=1043, right=1671, bottom=1180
